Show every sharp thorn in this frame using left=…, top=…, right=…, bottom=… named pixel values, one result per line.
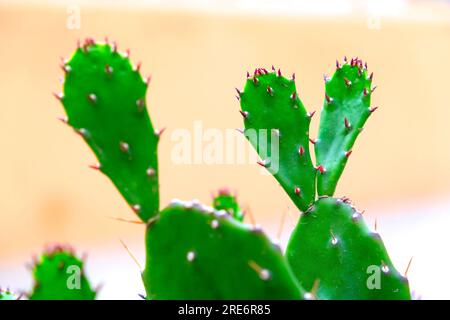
left=345, top=150, right=352, bottom=158
left=316, top=165, right=326, bottom=174
left=344, top=117, right=351, bottom=129
left=298, top=146, right=305, bottom=156
left=308, top=110, right=316, bottom=118
left=371, top=85, right=377, bottom=93
left=369, top=106, right=379, bottom=113
left=239, top=110, right=249, bottom=119
left=309, top=138, right=316, bottom=145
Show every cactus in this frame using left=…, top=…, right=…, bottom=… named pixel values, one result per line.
left=286, top=197, right=410, bottom=299
left=238, top=69, right=316, bottom=212
left=57, top=39, right=307, bottom=300
left=0, top=288, right=18, bottom=300
left=28, top=244, right=96, bottom=300
left=143, top=200, right=305, bottom=299
left=212, top=187, right=245, bottom=222
left=58, top=38, right=159, bottom=222
left=315, top=58, right=374, bottom=196
left=238, top=60, right=411, bottom=299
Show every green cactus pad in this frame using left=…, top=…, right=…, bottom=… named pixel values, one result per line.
left=315, top=58, right=374, bottom=196
left=212, top=188, right=244, bottom=222
left=0, top=289, right=18, bottom=300
left=59, top=39, right=159, bottom=222
left=143, top=200, right=305, bottom=299
left=239, top=68, right=316, bottom=212
left=286, top=197, right=411, bottom=300
left=29, top=245, right=96, bottom=300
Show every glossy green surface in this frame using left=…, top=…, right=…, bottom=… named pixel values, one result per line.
left=239, top=69, right=316, bottom=212
left=143, top=200, right=305, bottom=299
left=61, top=40, right=159, bottom=222
left=315, top=59, right=373, bottom=196
left=286, top=197, right=411, bottom=300
left=29, top=246, right=96, bottom=300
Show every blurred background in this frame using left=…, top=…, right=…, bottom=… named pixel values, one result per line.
left=0, top=0, right=449, bottom=299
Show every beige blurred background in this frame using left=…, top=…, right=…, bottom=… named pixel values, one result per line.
left=1, top=0, right=450, bottom=299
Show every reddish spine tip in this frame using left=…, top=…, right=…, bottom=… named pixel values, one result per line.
left=277, top=69, right=282, bottom=77
left=336, top=60, right=341, bottom=69
left=257, top=160, right=267, bottom=168
left=345, top=150, right=353, bottom=158
left=271, top=65, right=276, bottom=72
left=156, top=127, right=166, bottom=137
left=298, top=146, right=305, bottom=156
left=316, top=165, right=326, bottom=174
left=53, top=92, right=63, bottom=101
left=344, top=77, right=351, bottom=87
left=246, top=71, right=250, bottom=78
left=253, top=77, right=259, bottom=85
left=344, top=117, right=351, bottom=129
left=371, top=85, right=377, bottom=93
left=325, top=94, right=333, bottom=103
left=369, top=106, right=379, bottom=113
left=267, top=86, right=273, bottom=95
left=89, top=164, right=101, bottom=171
left=239, top=110, right=249, bottom=119
left=291, top=73, right=296, bottom=80
left=363, top=88, right=369, bottom=96
left=369, top=72, right=374, bottom=81
left=57, top=116, right=68, bottom=124
left=308, top=110, right=316, bottom=118
left=294, top=186, right=301, bottom=196
left=290, top=92, right=297, bottom=100
left=235, top=87, right=241, bottom=96
left=145, top=75, right=152, bottom=86
left=309, top=138, right=316, bottom=145
left=135, top=62, right=142, bottom=72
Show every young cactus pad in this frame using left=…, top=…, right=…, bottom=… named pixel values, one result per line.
left=315, top=58, right=375, bottom=196
left=239, top=69, right=316, bottom=212
left=143, top=200, right=306, bottom=299
left=286, top=197, right=411, bottom=300
left=58, top=39, right=159, bottom=222
left=0, top=289, right=18, bottom=300
left=212, top=188, right=245, bottom=222
left=29, top=245, right=96, bottom=300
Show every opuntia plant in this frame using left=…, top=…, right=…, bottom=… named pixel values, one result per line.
left=0, top=244, right=96, bottom=300
left=48, top=38, right=412, bottom=300
left=238, top=61, right=411, bottom=299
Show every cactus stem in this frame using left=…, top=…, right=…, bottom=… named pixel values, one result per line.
left=298, top=146, right=305, bottom=156
left=186, top=251, right=196, bottom=262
